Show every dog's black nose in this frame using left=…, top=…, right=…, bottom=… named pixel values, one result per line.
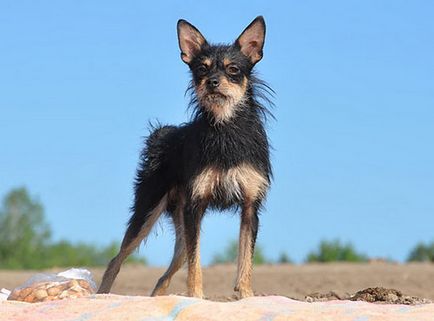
left=207, top=77, right=220, bottom=88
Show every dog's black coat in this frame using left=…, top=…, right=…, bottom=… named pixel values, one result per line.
left=98, top=16, right=272, bottom=298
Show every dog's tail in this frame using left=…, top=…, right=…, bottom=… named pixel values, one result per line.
left=98, top=125, right=180, bottom=294
left=124, top=125, right=179, bottom=245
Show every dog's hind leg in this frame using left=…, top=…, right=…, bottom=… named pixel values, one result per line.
left=151, top=204, right=186, bottom=296
left=234, top=201, right=259, bottom=298
left=97, top=195, right=168, bottom=294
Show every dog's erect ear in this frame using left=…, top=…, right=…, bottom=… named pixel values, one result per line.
left=177, top=19, right=207, bottom=64
left=235, top=16, right=266, bottom=64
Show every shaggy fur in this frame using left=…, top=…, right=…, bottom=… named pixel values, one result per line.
left=98, top=16, right=273, bottom=299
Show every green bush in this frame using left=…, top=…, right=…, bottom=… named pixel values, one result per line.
left=211, top=239, right=268, bottom=265
left=306, top=239, right=368, bottom=263
left=277, top=252, right=292, bottom=264
left=407, top=242, right=434, bottom=262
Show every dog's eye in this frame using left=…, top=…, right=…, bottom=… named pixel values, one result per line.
left=226, top=65, right=240, bottom=76
left=197, top=65, right=208, bottom=75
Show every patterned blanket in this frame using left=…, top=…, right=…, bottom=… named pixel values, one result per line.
left=2, top=294, right=433, bottom=321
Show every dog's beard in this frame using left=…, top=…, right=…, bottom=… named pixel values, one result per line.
left=196, top=90, right=247, bottom=124
left=203, top=93, right=227, bottom=106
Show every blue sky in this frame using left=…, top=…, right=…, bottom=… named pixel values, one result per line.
left=1, top=1, right=433, bottom=265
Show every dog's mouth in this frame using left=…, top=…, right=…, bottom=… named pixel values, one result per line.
left=203, top=92, right=227, bottom=106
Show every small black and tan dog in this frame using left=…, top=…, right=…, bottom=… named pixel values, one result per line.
left=98, top=16, right=272, bottom=299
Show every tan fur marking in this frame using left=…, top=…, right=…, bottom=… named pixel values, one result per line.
left=191, top=163, right=268, bottom=201
left=202, top=58, right=212, bottom=67
left=228, top=163, right=268, bottom=200
left=223, top=58, right=231, bottom=67
left=191, top=167, right=220, bottom=200
left=235, top=203, right=254, bottom=298
left=187, top=245, right=203, bottom=298
left=219, top=76, right=247, bottom=102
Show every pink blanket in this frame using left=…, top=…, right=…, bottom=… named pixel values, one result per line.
left=2, top=294, right=433, bottom=321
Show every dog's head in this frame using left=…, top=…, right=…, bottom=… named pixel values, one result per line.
left=177, top=17, right=266, bottom=124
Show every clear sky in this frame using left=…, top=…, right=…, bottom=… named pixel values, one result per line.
left=1, top=1, right=433, bottom=265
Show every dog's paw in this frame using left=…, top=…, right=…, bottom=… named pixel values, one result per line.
left=234, top=285, right=254, bottom=298
left=239, top=288, right=254, bottom=298
left=188, top=289, right=204, bottom=299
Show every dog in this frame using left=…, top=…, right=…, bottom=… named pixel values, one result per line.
left=98, top=16, right=272, bottom=299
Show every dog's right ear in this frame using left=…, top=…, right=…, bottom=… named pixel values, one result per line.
left=177, top=19, right=207, bottom=64
left=235, top=16, right=266, bottom=65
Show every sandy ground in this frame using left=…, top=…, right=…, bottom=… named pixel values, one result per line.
left=1, top=263, right=433, bottom=302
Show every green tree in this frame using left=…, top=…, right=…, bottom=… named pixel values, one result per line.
left=0, top=187, right=51, bottom=268
left=407, top=242, right=434, bottom=262
left=0, top=187, right=147, bottom=269
left=306, top=239, right=368, bottom=263
left=211, top=240, right=268, bottom=265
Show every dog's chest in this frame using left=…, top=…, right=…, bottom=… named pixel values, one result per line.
left=199, top=121, right=262, bottom=166
left=191, top=164, right=268, bottom=202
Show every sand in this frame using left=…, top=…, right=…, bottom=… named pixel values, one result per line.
left=1, top=262, right=433, bottom=302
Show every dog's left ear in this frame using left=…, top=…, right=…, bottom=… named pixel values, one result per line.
left=235, top=16, right=266, bottom=64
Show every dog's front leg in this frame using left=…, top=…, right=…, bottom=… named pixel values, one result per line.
left=235, top=201, right=259, bottom=298
left=183, top=200, right=206, bottom=298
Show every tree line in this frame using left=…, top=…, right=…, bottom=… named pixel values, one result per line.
left=0, top=188, right=432, bottom=269
left=0, top=188, right=145, bottom=269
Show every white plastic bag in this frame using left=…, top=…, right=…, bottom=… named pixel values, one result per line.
left=7, top=268, right=96, bottom=303
left=0, top=288, right=11, bottom=301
